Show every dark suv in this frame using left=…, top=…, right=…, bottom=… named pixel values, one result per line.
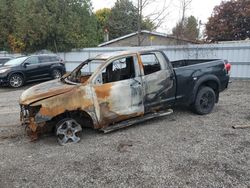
left=0, top=54, right=66, bottom=88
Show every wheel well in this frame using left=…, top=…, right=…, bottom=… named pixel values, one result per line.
left=8, top=72, right=25, bottom=80
left=52, top=68, right=60, bottom=71
left=198, top=80, right=219, bottom=102
left=51, top=67, right=63, bottom=73
left=52, top=110, right=94, bottom=128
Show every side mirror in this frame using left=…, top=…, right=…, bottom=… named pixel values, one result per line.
left=23, top=62, right=30, bottom=68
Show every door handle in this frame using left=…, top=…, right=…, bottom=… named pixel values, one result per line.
left=130, top=79, right=141, bottom=87
left=130, top=82, right=141, bottom=87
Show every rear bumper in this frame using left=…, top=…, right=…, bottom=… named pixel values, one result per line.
left=220, top=74, right=230, bottom=92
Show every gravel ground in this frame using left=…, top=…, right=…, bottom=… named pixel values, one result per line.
left=0, top=80, right=249, bottom=188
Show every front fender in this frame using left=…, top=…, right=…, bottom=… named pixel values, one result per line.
left=28, top=86, right=97, bottom=127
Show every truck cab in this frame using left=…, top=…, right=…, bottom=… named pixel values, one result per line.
left=88, top=51, right=175, bottom=125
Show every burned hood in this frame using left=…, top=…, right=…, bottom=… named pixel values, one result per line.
left=20, top=80, right=76, bottom=105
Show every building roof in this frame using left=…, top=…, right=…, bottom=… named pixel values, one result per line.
left=98, top=30, right=199, bottom=47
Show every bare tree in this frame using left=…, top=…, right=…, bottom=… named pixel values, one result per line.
left=180, top=0, right=192, bottom=23
left=179, top=0, right=192, bottom=38
left=136, top=0, right=171, bottom=45
left=137, top=0, right=142, bottom=46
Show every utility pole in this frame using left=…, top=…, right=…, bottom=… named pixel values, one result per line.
left=137, top=0, right=142, bottom=46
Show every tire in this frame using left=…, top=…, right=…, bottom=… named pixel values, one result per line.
left=193, top=86, right=216, bottom=115
left=8, top=73, right=24, bottom=88
left=52, top=69, right=62, bottom=79
left=55, top=118, right=82, bottom=145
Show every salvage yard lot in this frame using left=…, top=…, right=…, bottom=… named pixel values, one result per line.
left=0, top=80, right=249, bottom=187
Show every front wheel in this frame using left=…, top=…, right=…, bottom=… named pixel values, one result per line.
left=55, top=118, right=82, bottom=145
left=52, top=69, right=62, bottom=79
left=8, top=74, right=24, bottom=88
left=193, top=87, right=216, bottom=115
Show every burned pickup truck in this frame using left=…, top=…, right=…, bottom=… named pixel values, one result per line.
left=20, top=50, right=230, bottom=144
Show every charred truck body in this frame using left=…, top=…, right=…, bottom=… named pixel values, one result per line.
left=19, top=50, right=230, bottom=144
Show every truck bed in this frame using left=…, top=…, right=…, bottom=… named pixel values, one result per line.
left=169, top=59, right=229, bottom=106
left=171, top=59, right=219, bottom=68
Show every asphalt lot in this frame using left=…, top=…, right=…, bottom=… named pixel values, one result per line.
left=0, top=80, right=249, bottom=188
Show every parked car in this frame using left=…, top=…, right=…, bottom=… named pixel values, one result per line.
left=0, top=54, right=65, bottom=87
left=0, top=56, right=13, bottom=67
left=19, top=50, right=230, bottom=145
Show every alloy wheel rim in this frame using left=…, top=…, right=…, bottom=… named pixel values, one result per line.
left=53, top=70, right=61, bottom=79
left=10, top=76, right=22, bottom=87
left=200, top=92, right=213, bottom=110
left=56, top=119, right=82, bottom=145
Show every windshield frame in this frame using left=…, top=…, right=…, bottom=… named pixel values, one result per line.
left=64, top=59, right=105, bottom=84
left=4, top=56, right=27, bottom=66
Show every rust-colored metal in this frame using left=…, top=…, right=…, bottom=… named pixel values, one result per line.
left=79, top=75, right=91, bottom=83
left=20, top=80, right=76, bottom=105
left=94, top=83, right=112, bottom=99
left=137, top=54, right=144, bottom=73
left=19, top=50, right=173, bottom=140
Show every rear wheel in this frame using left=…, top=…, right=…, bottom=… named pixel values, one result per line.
left=193, top=86, right=216, bottom=115
left=55, top=118, right=82, bottom=145
left=8, top=74, right=24, bottom=88
left=52, top=69, right=62, bottom=79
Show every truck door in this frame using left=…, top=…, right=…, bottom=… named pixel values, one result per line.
left=139, top=52, right=176, bottom=113
left=92, top=55, right=144, bottom=127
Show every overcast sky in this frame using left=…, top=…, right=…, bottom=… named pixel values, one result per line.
left=91, top=0, right=226, bottom=34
